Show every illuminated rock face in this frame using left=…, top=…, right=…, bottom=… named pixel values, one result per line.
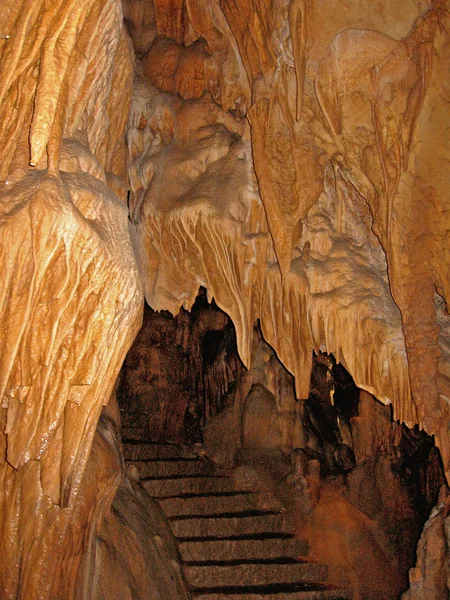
left=0, top=0, right=449, bottom=598
left=127, top=0, right=450, bottom=474
left=0, top=1, right=145, bottom=598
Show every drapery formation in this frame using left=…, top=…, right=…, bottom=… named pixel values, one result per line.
left=0, top=1, right=143, bottom=597
left=0, top=0, right=449, bottom=597
left=127, top=0, right=450, bottom=473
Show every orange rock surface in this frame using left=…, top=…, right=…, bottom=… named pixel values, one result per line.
left=129, top=0, right=450, bottom=472
left=0, top=0, right=449, bottom=597
left=0, top=1, right=143, bottom=597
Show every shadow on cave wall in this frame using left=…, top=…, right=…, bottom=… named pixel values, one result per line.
left=117, top=288, right=245, bottom=446
left=117, top=289, right=446, bottom=598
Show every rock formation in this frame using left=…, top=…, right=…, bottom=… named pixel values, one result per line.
left=0, top=0, right=449, bottom=598
left=0, top=1, right=188, bottom=598
left=127, top=0, right=450, bottom=472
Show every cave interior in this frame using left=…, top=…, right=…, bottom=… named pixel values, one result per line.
left=0, top=0, right=449, bottom=599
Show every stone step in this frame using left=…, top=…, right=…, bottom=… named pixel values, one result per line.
left=192, top=584, right=352, bottom=599
left=123, top=442, right=352, bottom=600
left=158, top=491, right=262, bottom=518
left=184, top=558, right=328, bottom=589
left=179, top=534, right=308, bottom=562
left=129, top=459, right=216, bottom=478
left=123, top=442, right=196, bottom=461
left=120, top=412, right=148, bottom=428
left=170, top=512, right=285, bottom=539
left=142, top=475, right=246, bottom=498
left=121, top=427, right=146, bottom=441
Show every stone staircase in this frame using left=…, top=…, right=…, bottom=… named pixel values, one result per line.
left=123, top=440, right=352, bottom=600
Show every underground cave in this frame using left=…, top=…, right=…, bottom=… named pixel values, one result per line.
left=0, top=0, right=449, bottom=599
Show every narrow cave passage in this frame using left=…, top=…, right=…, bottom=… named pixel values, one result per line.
left=117, top=291, right=446, bottom=600
left=117, top=288, right=245, bottom=446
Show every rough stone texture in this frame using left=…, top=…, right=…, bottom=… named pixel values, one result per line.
left=179, top=535, right=308, bottom=562
left=0, top=1, right=188, bottom=599
left=402, top=486, right=450, bottom=600
left=117, top=295, right=244, bottom=445
left=184, top=562, right=328, bottom=589
left=123, top=4, right=450, bottom=589
left=0, top=0, right=449, bottom=598
left=124, top=439, right=349, bottom=599
left=86, top=410, right=190, bottom=600
left=127, top=0, right=450, bottom=476
left=119, top=298, right=445, bottom=598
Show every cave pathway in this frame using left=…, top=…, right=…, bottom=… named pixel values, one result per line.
left=123, top=438, right=352, bottom=599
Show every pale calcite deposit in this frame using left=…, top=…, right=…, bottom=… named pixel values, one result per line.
left=0, top=1, right=144, bottom=598
left=128, top=0, right=450, bottom=477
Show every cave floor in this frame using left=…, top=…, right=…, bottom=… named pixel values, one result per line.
left=123, top=438, right=352, bottom=599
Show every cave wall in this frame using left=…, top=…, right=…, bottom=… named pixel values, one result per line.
left=200, top=329, right=445, bottom=597
left=117, top=292, right=244, bottom=444
left=123, top=2, right=450, bottom=593
left=117, top=295, right=446, bottom=597
left=0, top=1, right=189, bottom=598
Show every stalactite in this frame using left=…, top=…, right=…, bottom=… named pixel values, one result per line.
left=128, top=0, right=450, bottom=477
left=0, top=0, right=448, bottom=596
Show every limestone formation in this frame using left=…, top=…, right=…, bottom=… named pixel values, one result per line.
left=0, top=0, right=449, bottom=598
left=0, top=1, right=145, bottom=597
left=128, top=0, right=450, bottom=474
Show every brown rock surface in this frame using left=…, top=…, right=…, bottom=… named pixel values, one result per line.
left=0, top=0, right=449, bottom=597
left=401, top=486, right=450, bottom=600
